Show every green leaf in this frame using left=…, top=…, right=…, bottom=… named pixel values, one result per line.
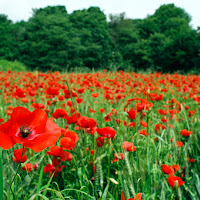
left=102, top=182, right=110, bottom=200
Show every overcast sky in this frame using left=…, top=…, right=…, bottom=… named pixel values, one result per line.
left=0, top=0, right=199, bottom=28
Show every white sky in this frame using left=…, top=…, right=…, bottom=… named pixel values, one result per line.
left=0, top=0, right=199, bottom=29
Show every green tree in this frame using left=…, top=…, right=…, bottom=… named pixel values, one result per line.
left=20, top=6, right=71, bottom=71
left=109, top=13, right=140, bottom=70
left=69, top=7, right=113, bottom=69
left=160, top=29, right=200, bottom=72
left=133, top=4, right=199, bottom=72
left=0, top=15, right=16, bottom=60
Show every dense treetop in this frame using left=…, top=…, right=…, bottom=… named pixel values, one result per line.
left=0, top=4, right=199, bottom=73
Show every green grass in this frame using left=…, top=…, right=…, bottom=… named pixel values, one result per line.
left=0, top=60, right=27, bottom=72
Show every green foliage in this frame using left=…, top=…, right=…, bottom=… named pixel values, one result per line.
left=68, top=7, right=113, bottom=69
left=159, top=29, right=200, bottom=72
left=0, top=4, right=199, bottom=72
left=109, top=13, right=140, bottom=70
left=0, top=15, right=17, bottom=60
left=0, top=60, right=27, bottom=71
left=19, top=6, right=71, bottom=71
left=109, top=3, right=200, bottom=72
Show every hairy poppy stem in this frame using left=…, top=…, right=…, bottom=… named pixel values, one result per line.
left=9, top=146, right=25, bottom=200
left=0, top=148, right=3, bottom=200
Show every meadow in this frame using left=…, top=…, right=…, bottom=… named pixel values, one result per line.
left=0, top=70, right=199, bottom=200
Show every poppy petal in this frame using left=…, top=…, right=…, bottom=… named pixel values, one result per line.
left=23, top=118, right=61, bottom=152
left=29, top=109, right=48, bottom=133
left=0, top=132, right=15, bottom=149
left=0, top=121, right=16, bottom=149
left=11, top=106, right=32, bottom=126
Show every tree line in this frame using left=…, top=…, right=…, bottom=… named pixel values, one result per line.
left=0, top=4, right=199, bottom=72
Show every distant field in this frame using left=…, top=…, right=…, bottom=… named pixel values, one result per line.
left=0, top=70, right=199, bottom=200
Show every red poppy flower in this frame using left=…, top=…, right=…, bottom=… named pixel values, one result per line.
left=65, top=113, right=81, bottom=124
left=168, top=175, right=185, bottom=189
left=140, top=120, right=147, bottom=127
left=139, top=129, right=150, bottom=136
left=113, top=153, right=124, bottom=162
left=59, top=137, right=76, bottom=150
left=188, top=158, right=196, bottom=163
left=97, top=127, right=116, bottom=139
left=121, top=190, right=142, bottom=200
left=171, top=164, right=180, bottom=171
left=161, top=164, right=175, bottom=175
left=91, top=93, right=99, bottom=98
left=161, top=117, right=168, bottom=123
left=15, top=88, right=26, bottom=98
left=158, top=109, right=168, bottom=115
left=47, top=146, right=72, bottom=161
left=127, top=108, right=136, bottom=120
left=136, top=103, right=144, bottom=112
left=155, top=94, right=164, bottom=101
left=43, top=164, right=54, bottom=174
left=28, top=90, right=36, bottom=96
left=47, top=146, right=64, bottom=157
left=46, top=87, right=60, bottom=96
left=100, top=108, right=105, bottom=113
left=122, top=141, right=136, bottom=152
left=58, top=95, right=65, bottom=101
left=77, top=88, right=85, bottom=93
left=77, top=116, right=97, bottom=128
left=180, top=129, right=192, bottom=137
left=76, top=98, right=83, bottom=104
left=188, top=110, right=195, bottom=117
left=0, top=106, right=61, bottom=152
left=90, top=150, right=96, bottom=155
left=96, top=137, right=105, bottom=147
left=22, top=163, right=38, bottom=173
left=51, top=109, right=67, bottom=119
left=104, top=113, right=112, bottom=122
left=21, top=98, right=29, bottom=103
left=67, top=101, right=73, bottom=108
left=43, top=158, right=66, bottom=177
left=133, top=193, right=142, bottom=200
left=12, top=148, right=27, bottom=163
left=115, top=119, right=121, bottom=124
left=32, top=103, right=45, bottom=110
left=128, top=122, right=135, bottom=127
left=185, top=105, right=189, bottom=110
left=61, top=130, right=79, bottom=142
left=84, top=126, right=97, bottom=136
left=155, top=124, right=166, bottom=133
left=121, top=190, right=125, bottom=200
left=176, top=141, right=184, bottom=147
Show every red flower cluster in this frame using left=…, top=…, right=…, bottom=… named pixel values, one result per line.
left=161, top=164, right=184, bottom=189
left=60, top=129, right=79, bottom=150
left=43, top=158, right=66, bottom=177
left=122, top=141, right=136, bottom=152
left=22, top=163, right=38, bottom=173
left=97, top=127, right=116, bottom=139
left=180, top=129, right=192, bottom=137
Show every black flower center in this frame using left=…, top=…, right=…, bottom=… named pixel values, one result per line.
left=20, top=125, right=32, bottom=139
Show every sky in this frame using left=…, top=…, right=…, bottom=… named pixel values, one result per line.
left=0, top=0, right=199, bottom=29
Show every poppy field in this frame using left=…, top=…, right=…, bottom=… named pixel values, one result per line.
left=0, top=70, right=199, bottom=200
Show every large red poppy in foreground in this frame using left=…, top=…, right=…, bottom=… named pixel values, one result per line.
left=0, top=106, right=61, bottom=152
